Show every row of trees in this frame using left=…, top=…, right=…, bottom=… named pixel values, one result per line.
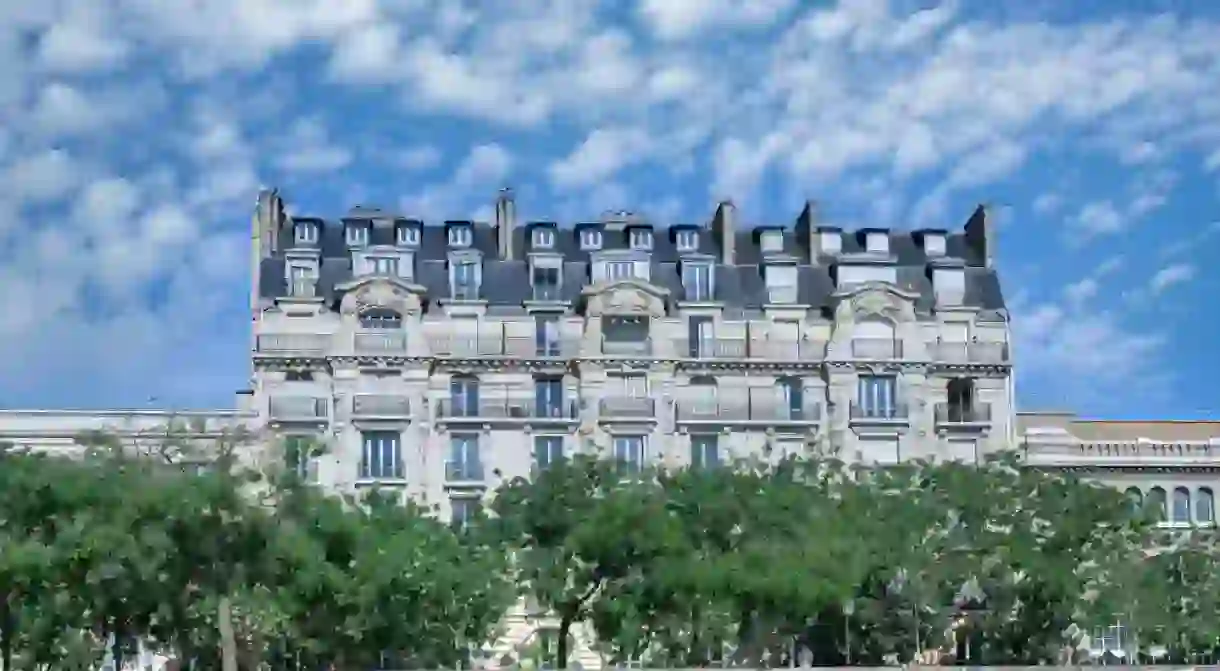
left=1, top=428, right=1218, bottom=669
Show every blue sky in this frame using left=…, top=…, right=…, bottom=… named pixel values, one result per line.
left=0, top=0, right=1217, bottom=419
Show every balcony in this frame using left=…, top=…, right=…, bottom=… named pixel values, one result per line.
left=531, top=285, right=563, bottom=302
left=934, top=402, right=992, bottom=430
left=436, top=398, right=580, bottom=423
left=601, top=339, right=652, bottom=356
left=354, top=332, right=407, bottom=355
left=445, top=460, right=486, bottom=482
left=932, top=341, right=1010, bottom=364
left=849, top=401, right=910, bottom=424
left=256, top=333, right=330, bottom=356
left=430, top=328, right=579, bottom=358
left=269, top=396, right=329, bottom=422
left=598, top=397, right=656, bottom=420
left=351, top=394, right=411, bottom=420
left=675, top=337, right=827, bottom=360
left=675, top=396, right=822, bottom=426
left=852, top=338, right=903, bottom=359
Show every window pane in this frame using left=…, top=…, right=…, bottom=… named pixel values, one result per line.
left=1197, top=488, right=1215, bottom=523
left=1173, top=487, right=1191, bottom=523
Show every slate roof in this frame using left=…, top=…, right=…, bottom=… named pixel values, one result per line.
left=259, top=211, right=1006, bottom=319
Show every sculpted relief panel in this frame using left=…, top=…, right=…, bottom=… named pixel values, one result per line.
left=583, top=280, right=667, bottom=317
left=338, top=278, right=425, bottom=317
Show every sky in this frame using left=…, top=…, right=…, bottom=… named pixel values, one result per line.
left=0, top=0, right=1217, bottom=419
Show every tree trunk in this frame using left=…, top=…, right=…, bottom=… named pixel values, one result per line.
left=218, top=596, right=238, bottom=671
left=0, top=596, right=13, bottom=671
left=557, top=615, right=572, bottom=670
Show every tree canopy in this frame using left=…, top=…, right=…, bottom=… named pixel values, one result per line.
left=0, top=427, right=1213, bottom=669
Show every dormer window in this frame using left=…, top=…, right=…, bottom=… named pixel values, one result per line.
left=579, top=228, right=602, bottom=251
left=764, top=264, right=798, bottom=304
left=676, top=230, right=699, bottom=252
left=448, top=225, right=472, bottom=248
left=606, top=261, right=635, bottom=282
left=346, top=223, right=369, bottom=247
left=921, top=231, right=946, bottom=257
left=818, top=229, right=842, bottom=255
left=760, top=230, right=783, bottom=254
left=629, top=228, right=653, bottom=251
left=368, top=256, right=399, bottom=276
left=397, top=224, right=420, bottom=247
left=532, top=227, right=556, bottom=249
left=864, top=230, right=890, bottom=254
left=294, top=221, right=318, bottom=246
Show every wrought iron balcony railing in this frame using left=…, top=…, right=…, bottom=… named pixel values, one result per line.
left=436, top=398, right=579, bottom=421
left=851, top=338, right=904, bottom=359
left=674, top=398, right=822, bottom=423
left=351, top=394, right=411, bottom=419
left=849, top=401, right=910, bottom=421
left=934, top=402, right=992, bottom=424
left=269, top=396, right=329, bottom=421
left=931, top=342, right=1010, bottom=364
left=354, top=332, right=408, bottom=354
left=674, top=337, right=827, bottom=360
left=598, top=397, right=656, bottom=419
left=256, top=334, right=330, bottom=355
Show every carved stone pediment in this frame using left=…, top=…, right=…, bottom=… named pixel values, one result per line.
left=581, top=279, right=668, bottom=317
left=336, top=277, right=426, bottom=316
left=833, top=281, right=919, bottom=324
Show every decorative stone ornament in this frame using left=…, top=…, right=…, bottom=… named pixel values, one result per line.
left=337, top=277, right=425, bottom=316
left=581, top=278, right=668, bottom=317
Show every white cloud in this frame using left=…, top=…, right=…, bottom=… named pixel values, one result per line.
left=36, top=8, right=130, bottom=73
left=273, top=118, right=353, bottom=174
left=1148, top=262, right=1195, bottom=295
left=1068, top=200, right=1125, bottom=238
left=454, top=144, right=513, bottom=186
left=636, top=0, right=798, bottom=40
left=549, top=127, right=653, bottom=190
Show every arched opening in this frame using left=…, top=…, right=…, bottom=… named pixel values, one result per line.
left=1196, top=487, right=1215, bottom=524
left=853, top=317, right=900, bottom=359
left=1172, top=487, right=1191, bottom=523
left=944, top=378, right=978, bottom=422
left=1124, top=487, right=1143, bottom=512
left=359, top=307, right=403, bottom=329
left=1147, top=486, right=1168, bottom=522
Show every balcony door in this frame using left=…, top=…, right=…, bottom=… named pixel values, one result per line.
left=450, top=375, right=480, bottom=417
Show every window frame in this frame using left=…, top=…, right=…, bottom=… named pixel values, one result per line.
left=397, top=224, right=420, bottom=247
left=690, top=434, right=720, bottom=469
left=676, top=229, right=699, bottom=252
left=294, top=222, right=318, bottom=245
left=447, top=434, right=483, bottom=481
left=613, top=435, right=646, bottom=473
left=857, top=375, right=898, bottom=419
left=346, top=223, right=369, bottom=247
left=760, top=230, right=783, bottom=254
left=448, top=225, right=473, bottom=248
left=682, top=261, right=714, bottom=301
left=533, top=435, right=565, bottom=472
left=359, top=431, right=403, bottom=480
left=579, top=228, right=603, bottom=251
left=532, top=227, right=556, bottom=249
left=629, top=228, right=653, bottom=250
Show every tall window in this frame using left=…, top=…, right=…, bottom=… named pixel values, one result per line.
left=360, top=431, right=402, bottom=480
left=532, top=265, right=561, bottom=301
left=691, top=435, right=720, bottom=469
left=289, top=265, right=315, bottom=297
left=777, top=377, right=804, bottom=419
left=534, top=436, right=564, bottom=473
left=683, top=262, right=713, bottom=301
left=857, top=376, right=898, bottom=419
left=447, top=434, right=482, bottom=481
left=1147, top=487, right=1168, bottom=521
left=1124, top=487, right=1143, bottom=512
left=284, top=436, right=314, bottom=481
left=1197, top=488, right=1215, bottom=524
left=764, top=264, right=797, bottom=304
left=359, top=308, right=402, bottom=329
left=451, top=261, right=479, bottom=299
left=945, top=378, right=976, bottom=421
left=1173, top=487, right=1191, bottom=523
left=534, top=377, right=565, bottom=418
left=450, top=497, right=480, bottom=529
left=535, top=315, right=561, bottom=356
left=450, top=375, right=480, bottom=417
left=614, top=436, right=646, bottom=474
left=688, top=316, right=714, bottom=357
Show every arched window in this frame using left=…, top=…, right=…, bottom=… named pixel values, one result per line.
left=1172, top=487, right=1191, bottom=523
left=1196, top=487, right=1215, bottom=525
left=359, top=308, right=402, bottom=329
left=1147, top=487, right=1167, bottom=522
left=1124, top=487, right=1143, bottom=511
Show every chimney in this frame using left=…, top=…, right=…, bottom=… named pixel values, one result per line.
left=795, top=200, right=818, bottom=263
left=964, top=204, right=992, bottom=267
left=253, top=188, right=283, bottom=259
left=712, top=200, right=736, bottom=265
left=495, top=188, right=516, bottom=260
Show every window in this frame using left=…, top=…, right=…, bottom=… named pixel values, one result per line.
left=451, top=260, right=479, bottom=300
left=448, top=226, right=472, bottom=247
left=450, top=497, right=480, bottom=529
left=346, top=224, right=368, bottom=247
left=1173, top=487, right=1191, bottom=523
left=688, top=316, right=714, bottom=358
left=534, top=436, right=564, bottom=472
left=397, top=224, right=420, bottom=246
left=676, top=229, right=699, bottom=252
left=359, top=431, right=402, bottom=480
left=450, top=376, right=480, bottom=417
left=535, top=315, right=561, bottom=356
left=865, top=231, right=889, bottom=254
left=857, top=376, right=898, bottom=419
left=532, top=227, right=555, bottom=249
left=613, top=436, right=646, bottom=473
left=629, top=228, right=652, bottom=250
left=1147, top=486, right=1168, bottom=521
left=1197, top=488, right=1215, bottom=524
left=602, top=317, right=649, bottom=353
left=532, top=265, right=561, bottom=301
left=579, top=228, right=602, bottom=250
left=944, top=378, right=976, bottom=422
left=294, top=222, right=318, bottom=245
left=760, top=230, right=783, bottom=254
left=691, top=435, right=719, bottom=469
left=777, top=377, right=805, bottom=419
left=447, top=434, right=483, bottom=481
left=682, top=262, right=713, bottom=301
left=1124, top=487, right=1143, bottom=512
left=764, top=264, right=798, bottom=304
left=288, top=265, right=316, bottom=297
left=285, top=370, right=313, bottom=381
left=284, top=436, right=315, bottom=481
left=534, top=377, right=565, bottom=418
left=367, top=255, right=399, bottom=276
left=606, top=261, right=635, bottom=282
left=359, top=307, right=402, bottom=329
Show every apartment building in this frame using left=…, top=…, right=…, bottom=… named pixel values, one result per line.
left=246, top=189, right=1013, bottom=522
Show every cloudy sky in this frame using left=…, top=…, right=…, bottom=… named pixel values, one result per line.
left=0, top=0, right=1217, bottom=418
